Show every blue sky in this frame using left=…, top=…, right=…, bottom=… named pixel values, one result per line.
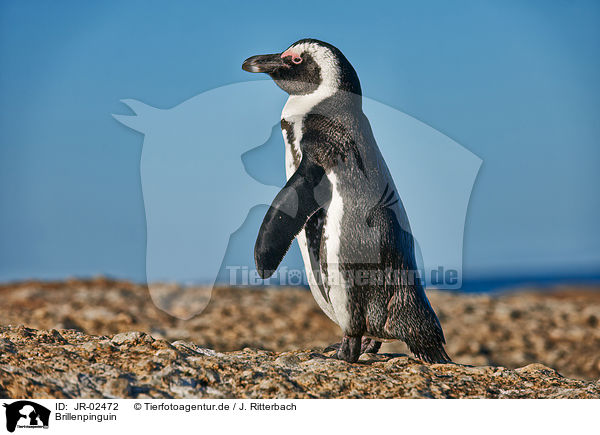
left=1, top=0, right=599, bottom=283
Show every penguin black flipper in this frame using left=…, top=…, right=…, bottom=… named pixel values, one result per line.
left=255, top=155, right=331, bottom=279
left=367, top=186, right=451, bottom=363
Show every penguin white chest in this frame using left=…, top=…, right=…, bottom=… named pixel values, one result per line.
left=280, top=114, right=339, bottom=324
left=321, top=171, right=351, bottom=332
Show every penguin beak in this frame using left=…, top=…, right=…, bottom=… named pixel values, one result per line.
left=242, top=54, right=285, bottom=73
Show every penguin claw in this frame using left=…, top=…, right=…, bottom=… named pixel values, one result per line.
left=325, top=337, right=382, bottom=358
left=361, top=337, right=382, bottom=354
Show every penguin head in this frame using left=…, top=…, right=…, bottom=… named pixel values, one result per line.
left=242, top=39, right=361, bottom=97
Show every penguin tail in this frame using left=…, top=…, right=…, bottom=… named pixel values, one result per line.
left=410, top=344, right=452, bottom=364
left=387, top=286, right=453, bottom=364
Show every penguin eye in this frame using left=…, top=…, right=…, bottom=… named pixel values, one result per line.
left=292, top=56, right=302, bottom=65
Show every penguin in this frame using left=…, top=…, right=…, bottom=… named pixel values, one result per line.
left=242, top=39, right=450, bottom=363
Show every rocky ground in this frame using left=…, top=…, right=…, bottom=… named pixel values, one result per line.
left=2, top=325, right=599, bottom=398
left=0, top=278, right=599, bottom=398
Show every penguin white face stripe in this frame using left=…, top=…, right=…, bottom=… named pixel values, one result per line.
left=282, top=42, right=341, bottom=119
left=287, top=42, right=340, bottom=89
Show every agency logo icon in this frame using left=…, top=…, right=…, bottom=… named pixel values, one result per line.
left=2, top=401, right=50, bottom=433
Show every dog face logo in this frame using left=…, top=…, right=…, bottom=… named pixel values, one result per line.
left=3, top=401, right=50, bottom=432
left=113, top=81, right=481, bottom=318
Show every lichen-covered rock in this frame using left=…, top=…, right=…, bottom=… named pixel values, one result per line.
left=0, top=326, right=598, bottom=399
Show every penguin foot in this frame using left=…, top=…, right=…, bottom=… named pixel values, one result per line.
left=324, top=338, right=382, bottom=357
left=361, top=338, right=382, bottom=354
left=335, top=336, right=362, bottom=363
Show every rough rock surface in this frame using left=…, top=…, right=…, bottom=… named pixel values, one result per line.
left=0, top=278, right=599, bottom=398
left=1, top=325, right=598, bottom=398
